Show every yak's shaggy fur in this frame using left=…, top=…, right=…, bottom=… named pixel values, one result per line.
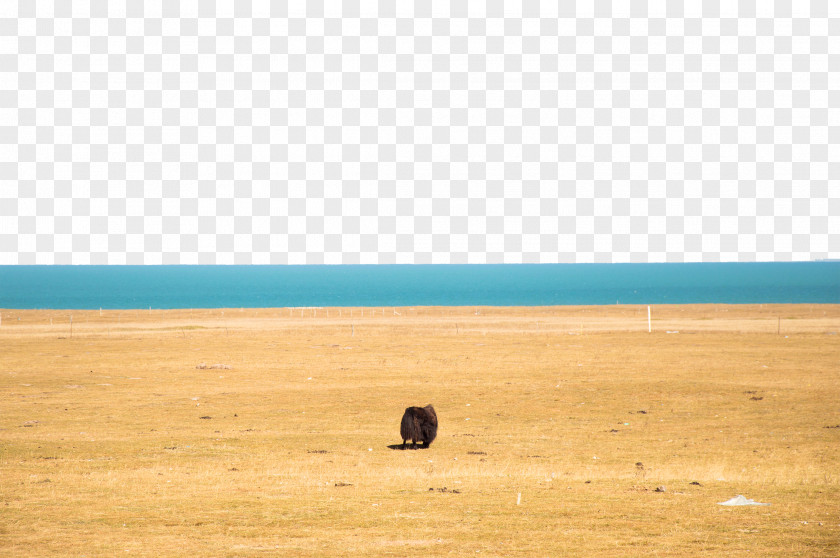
left=400, top=404, right=438, bottom=449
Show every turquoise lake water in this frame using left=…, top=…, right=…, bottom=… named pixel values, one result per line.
left=0, top=263, right=837, bottom=309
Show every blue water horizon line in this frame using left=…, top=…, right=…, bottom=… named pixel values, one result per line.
left=1, top=262, right=838, bottom=309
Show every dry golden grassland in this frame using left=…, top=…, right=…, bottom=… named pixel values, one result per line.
left=1, top=304, right=839, bottom=557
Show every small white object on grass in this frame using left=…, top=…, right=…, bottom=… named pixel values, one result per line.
left=718, top=495, right=770, bottom=506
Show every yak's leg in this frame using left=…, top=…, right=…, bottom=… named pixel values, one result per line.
left=402, top=440, right=408, bottom=450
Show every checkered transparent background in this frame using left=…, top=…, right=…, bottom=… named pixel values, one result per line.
left=1, top=1, right=838, bottom=264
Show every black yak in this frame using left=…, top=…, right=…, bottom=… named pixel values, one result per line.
left=400, top=404, right=438, bottom=449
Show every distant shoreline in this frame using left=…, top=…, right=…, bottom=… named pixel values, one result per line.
left=3, top=302, right=840, bottom=312
left=2, top=303, right=838, bottom=338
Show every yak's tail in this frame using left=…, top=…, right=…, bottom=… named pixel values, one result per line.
left=401, top=407, right=420, bottom=442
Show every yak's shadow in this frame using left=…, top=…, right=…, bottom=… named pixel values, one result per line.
left=387, top=443, right=431, bottom=450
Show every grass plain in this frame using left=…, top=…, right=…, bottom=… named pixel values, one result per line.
left=1, top=304, right=839, bottom=557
